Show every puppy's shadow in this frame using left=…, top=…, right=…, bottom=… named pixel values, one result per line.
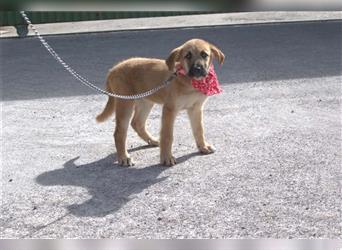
left=35, top=145, right=200, bottom=217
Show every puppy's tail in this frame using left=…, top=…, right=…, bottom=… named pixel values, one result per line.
left=96, top=96, right=115, bottom=122
left=96, top=91, right=116, bottom=123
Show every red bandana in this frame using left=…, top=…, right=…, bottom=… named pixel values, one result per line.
left=176, top=64, right=223, bottom=96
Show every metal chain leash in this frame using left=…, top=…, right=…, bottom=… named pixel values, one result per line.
left=19, top=11, right=176, bottom=100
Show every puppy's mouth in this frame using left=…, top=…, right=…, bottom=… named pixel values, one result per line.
left=188, top=64, right=208, bottom=79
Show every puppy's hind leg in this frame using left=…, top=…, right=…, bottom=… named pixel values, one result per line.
left=114, top=100, right=135, bottom=166
left=131, top=99, right=159, bottom=146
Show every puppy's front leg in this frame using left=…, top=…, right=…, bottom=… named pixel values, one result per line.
left=187, top=105, right=215, bottom=154
left=160, top=105, right=178, bottom=166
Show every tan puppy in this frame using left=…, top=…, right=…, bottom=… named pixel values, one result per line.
left=96, top=39, right=224, bottom=166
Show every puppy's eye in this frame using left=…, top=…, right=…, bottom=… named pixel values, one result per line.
left=185, top=52, right=192, bottom=60
left=201, top=51, right=208, bottom=59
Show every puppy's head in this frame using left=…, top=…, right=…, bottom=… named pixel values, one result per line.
left=166, top=39, right=225, bottom=79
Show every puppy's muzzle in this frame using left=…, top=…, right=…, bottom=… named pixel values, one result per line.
left=188, top=64, right=207, bottom=78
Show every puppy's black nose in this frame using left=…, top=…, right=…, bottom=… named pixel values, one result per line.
left=189, top=64, right=205, bottom=77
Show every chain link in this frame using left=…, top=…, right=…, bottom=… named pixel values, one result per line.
left=19, top=11, right=176, bottom=100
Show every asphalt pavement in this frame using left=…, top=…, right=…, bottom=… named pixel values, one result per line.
left=1, top=20, right=341, bottom=238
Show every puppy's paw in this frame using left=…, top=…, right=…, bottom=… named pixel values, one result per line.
left=160, top=155, right=176, bottom=166
left=148, top=138, right=159, bottom=147
left=198, top=144, right=216, bottom=154
left=118, top=157, right=135, bottom=167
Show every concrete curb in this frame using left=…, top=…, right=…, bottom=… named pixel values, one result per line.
left=1, top=11, right=341, bottom=38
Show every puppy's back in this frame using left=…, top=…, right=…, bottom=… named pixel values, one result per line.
left=113, top=57, right=167, bottom=74
left=107, top=57, right=171, bottom=91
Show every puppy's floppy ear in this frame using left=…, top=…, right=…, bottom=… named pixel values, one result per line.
left=166, top=46, right=181, bottom=71
left=210, top=44, right=225, bottom=65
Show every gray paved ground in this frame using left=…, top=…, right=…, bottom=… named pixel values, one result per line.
left=1, top=21, right=341, bottom=238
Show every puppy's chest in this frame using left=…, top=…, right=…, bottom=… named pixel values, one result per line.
left=175, top=92, right=207, bottom=110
